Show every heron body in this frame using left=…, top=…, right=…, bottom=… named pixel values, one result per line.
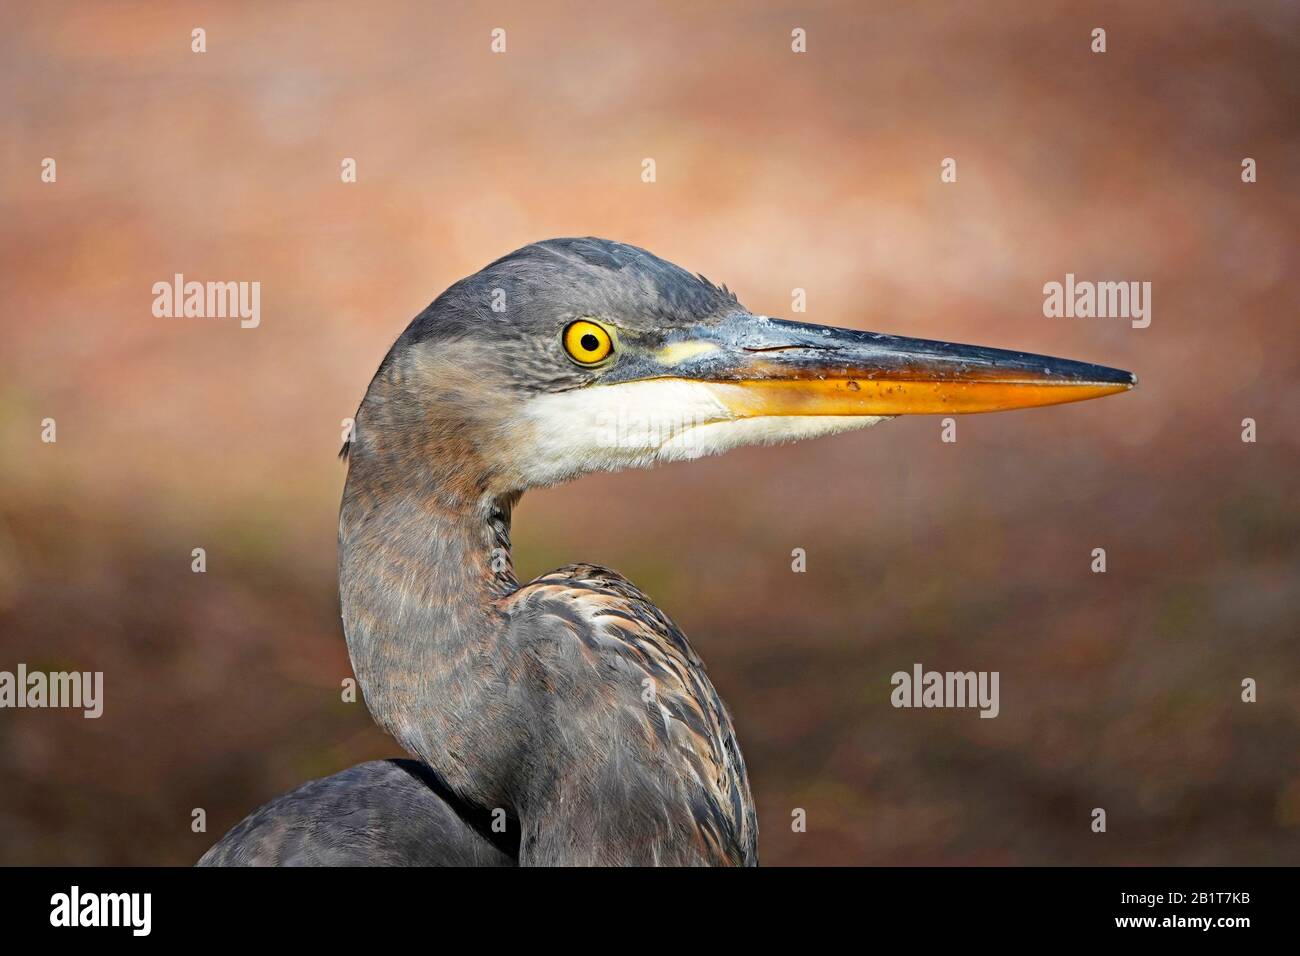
left=202, top=237, right=1133, bottom=866
left=197, top=760, right=515, bottom=866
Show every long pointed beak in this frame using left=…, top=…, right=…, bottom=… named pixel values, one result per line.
left=639, top=315, right=1136, bottom=416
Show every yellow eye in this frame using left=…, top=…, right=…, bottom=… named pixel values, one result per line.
left=562, top=320, right=614, bottom=365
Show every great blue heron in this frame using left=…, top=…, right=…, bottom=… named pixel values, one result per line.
left=199, top=237, right=1134, bottom=866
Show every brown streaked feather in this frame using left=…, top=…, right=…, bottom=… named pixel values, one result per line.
left=503, top=564, right=757, bottom=866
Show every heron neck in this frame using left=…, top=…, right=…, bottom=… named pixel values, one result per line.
left=338, top=421, right=522, bottom=807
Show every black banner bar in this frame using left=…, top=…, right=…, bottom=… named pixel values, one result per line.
left=0, top=866, right=1282, bottom=942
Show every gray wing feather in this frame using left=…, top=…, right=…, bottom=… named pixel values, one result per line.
left=197, top=759, right=516, bottom=866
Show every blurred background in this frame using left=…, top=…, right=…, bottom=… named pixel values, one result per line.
left=1, top=1, right=1297, bottom=865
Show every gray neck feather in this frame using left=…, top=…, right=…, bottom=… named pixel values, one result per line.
left=338, top=376, right=524, bottom=810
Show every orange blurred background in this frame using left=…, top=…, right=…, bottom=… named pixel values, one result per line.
left=1, top=1, right=1297, bottom=864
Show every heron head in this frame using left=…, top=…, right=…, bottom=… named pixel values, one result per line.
left=350, top=237, right=1134, bottom=497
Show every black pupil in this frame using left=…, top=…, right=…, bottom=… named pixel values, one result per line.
left=580, top=333, right=600, bottom=353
